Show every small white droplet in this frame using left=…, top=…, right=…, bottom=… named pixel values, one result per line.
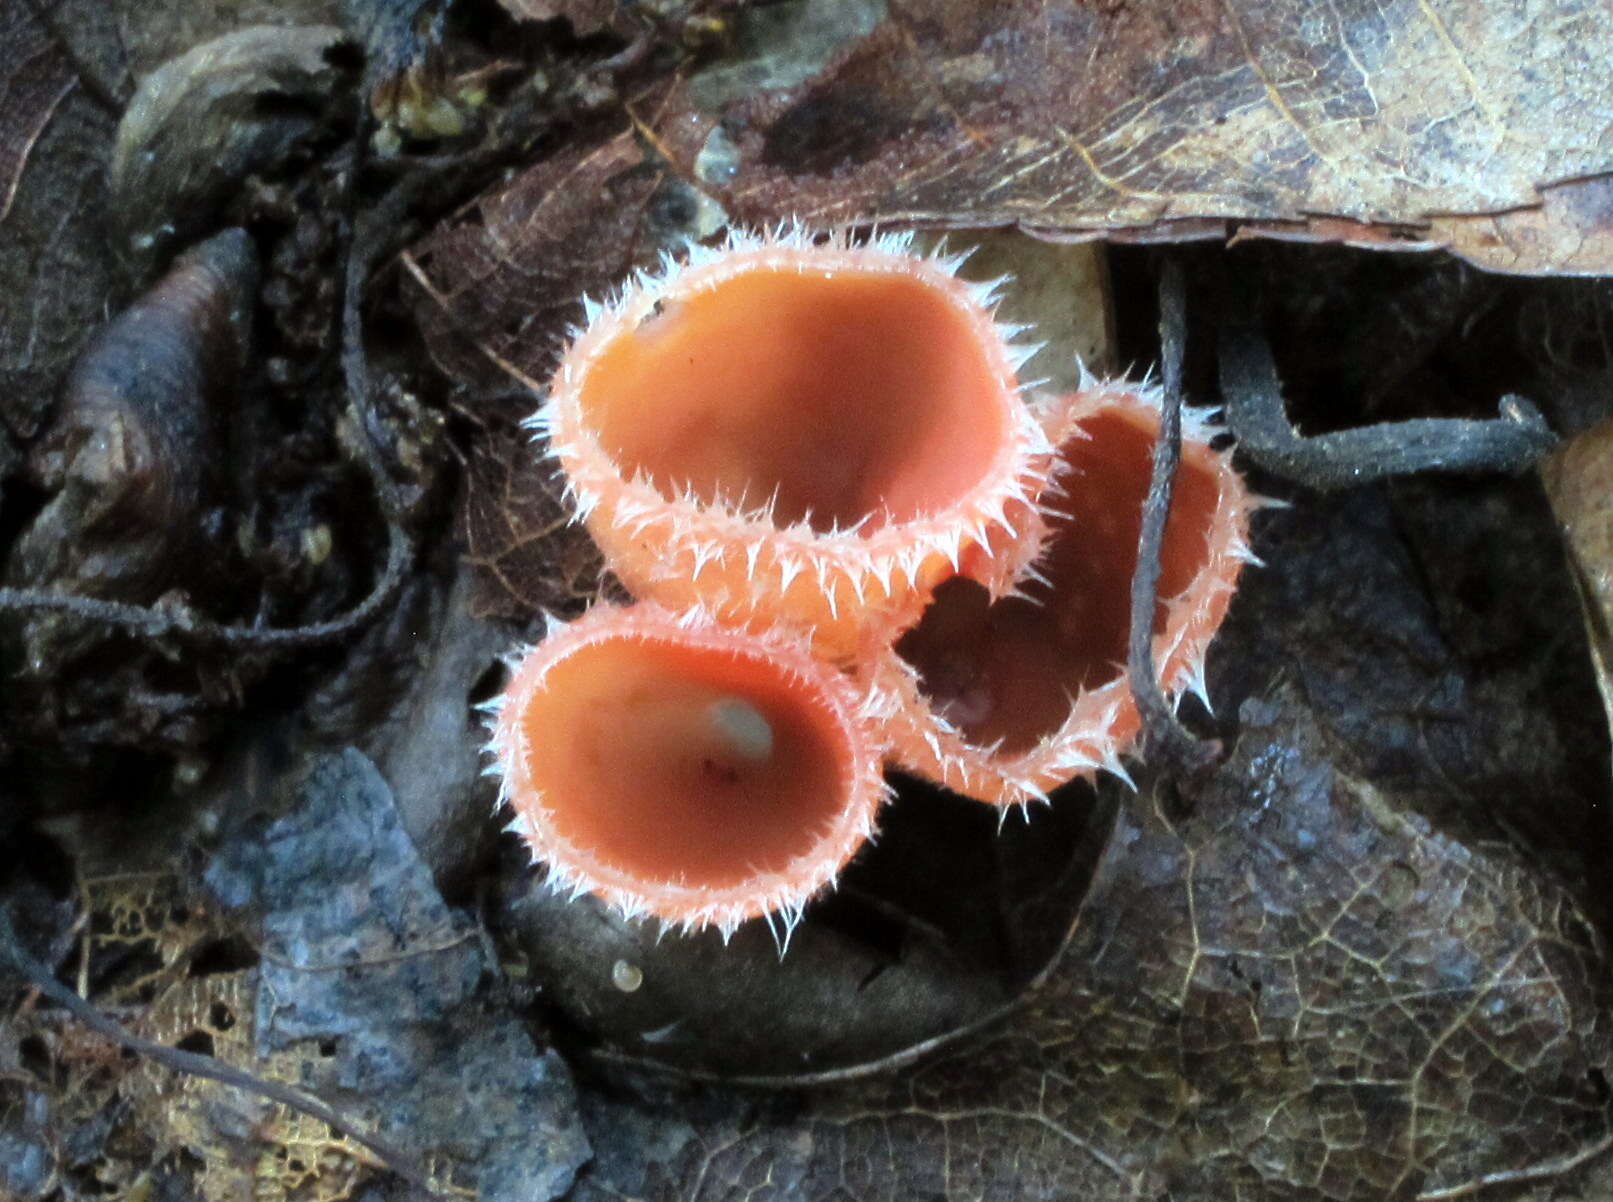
left=611, top=959, right=643, bottom=992
left=706, top=697, right=773, bottom=763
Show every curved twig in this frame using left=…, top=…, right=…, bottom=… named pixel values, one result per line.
left=1127, top=258, right=1220, bottom=780
left=1219, top=279, right=1556, bottom=490
left=0, top=521, right=410, bottom=649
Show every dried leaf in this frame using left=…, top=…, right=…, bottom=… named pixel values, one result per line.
left=204, top=749, right=591, bottom=1202
left=108, top=24, right=350, bottom=268
left=0, top=1, right=75, bottom=225
left=662, top=0, right=1613, bottom=275
left=497, top=785, right=1113, bottom=1077
left=403, top=113, right=712, bottom=616
left=132, top=970, right=385, bottom=1202
left=459, top=421, right=610, bottom=620
left=403, top=127, right=674, bottom=389
left=580, top=701, right=1613, bottom=1200
left=0, top=0, right=122, bottom=443
left=1432, top=175, right=1613, bottom=278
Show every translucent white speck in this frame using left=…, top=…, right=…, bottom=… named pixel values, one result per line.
left=707, top=696, right=774, bottom=763
left=611, top=959, right=644, bottom=993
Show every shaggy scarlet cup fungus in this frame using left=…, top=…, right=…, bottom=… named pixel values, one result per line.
left=485, top=602, right=891, bottom=939
left=534, top=226, right=1053, bottom=660
left=876, top=382, right=1257, bottom=807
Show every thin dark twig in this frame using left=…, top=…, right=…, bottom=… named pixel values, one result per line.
left=0, top=907, right=445, bottom=1195
left=1128, top=259, right=1219, bottom=780
left=341, top=183, right=415, bottom=525
left=0, top=590, right=169, bottom=638
left=1219, top=278, right=1556, bottom=490
left=0, top=521, right=410, bottom=649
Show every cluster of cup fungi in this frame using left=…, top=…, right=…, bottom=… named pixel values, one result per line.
left=484, top=227, right=1258, bottom=943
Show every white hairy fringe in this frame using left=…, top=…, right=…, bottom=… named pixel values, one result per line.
left=531, top=222, right=1058, bottom=645
left=480, top=601, right=894, bottom=944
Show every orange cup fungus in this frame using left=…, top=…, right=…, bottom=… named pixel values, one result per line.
left=493, top=229, right=1260, bottom=938
left=875, top=383, right=1258, bottom=807
left=535, top=227, right=1053, bottom=660
left=485, top=603, right=891, bottom=938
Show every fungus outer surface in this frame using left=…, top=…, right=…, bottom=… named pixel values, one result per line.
left=541, top=228, right=1052, bottom=659
left=490, top=604, right=890, bottom=935
left=882, top=385, right=1256, bottom=805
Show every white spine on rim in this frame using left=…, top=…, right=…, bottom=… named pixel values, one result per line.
left=482, top=602, right=895, bottom=940
left=536, top=224, right=1055, bottom=650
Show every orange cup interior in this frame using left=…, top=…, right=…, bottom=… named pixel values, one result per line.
left=514, top=635, right=854, bottom=890
left=895, top=407, right=1221, bottom=754
left=578, top=267, right=1009, bottom=533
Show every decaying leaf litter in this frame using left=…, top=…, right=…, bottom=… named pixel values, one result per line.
left=3, top=0, right=1613, bottom=1199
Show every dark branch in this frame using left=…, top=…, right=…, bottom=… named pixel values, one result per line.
left=0, top=114, right=423, bottom=653
left=0, top=525, right=410, bottom=650
left=1128, top=259, right=1220, bottom=782
left=1219, top=281, right=1556, bottom=490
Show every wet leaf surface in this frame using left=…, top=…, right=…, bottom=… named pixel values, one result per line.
left=496, top=781, right=1114, bottom=1078
left=0, top=1, right=75, bottom=226
left=0, top=2, right=122, bottom=444
left=1542, top=417, right=1613, bottom=782
left=655, top=0, right=1613, bottom=274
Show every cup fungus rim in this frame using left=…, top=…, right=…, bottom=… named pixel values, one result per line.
left=531, top=225, right=1058, bottom=627
left=484, top=602, right=894, bottom=941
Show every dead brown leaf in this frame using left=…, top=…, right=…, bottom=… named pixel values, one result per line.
left=658, top=0, right=1613, bottom=275
left=401, top=104, right=718, bottom=616
left=0, top=2, right=75, bottom=225
left=1432, top=176, right=1613, bottom=278
left=0, top=0, right=123, bottom=443
left=402, top=127, right=675, bottom=390
left=1542, top=417, right=1613, bottom=778
left=576, top=701, right=1613, bottom=1201
left=456, top=420, right=610, bottom=621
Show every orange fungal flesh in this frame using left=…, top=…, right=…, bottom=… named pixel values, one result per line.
left=882, top=388, right=1251, bottom=804
left=545, top=231, right=1048, bottom=660
left=898, top=406, right=1219, bottom=754
left=517, top=638, right=848, bottom=889
left=491, top=604, right=889, bottom=934
left=584, top=270, right=1009, bottom=534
